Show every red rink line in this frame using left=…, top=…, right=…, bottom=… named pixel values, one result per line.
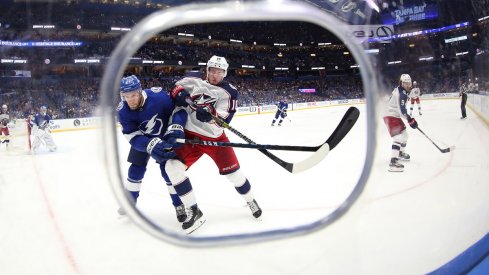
left=31, top=157, right=81, bottom=275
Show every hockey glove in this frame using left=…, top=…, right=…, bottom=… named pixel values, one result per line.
left=146, top=137, right=176, bottom=163
left=408, top=117, right=418, bottom=129
left=170, top=85, right=190, bottom=107
left=195, top=105, right=216, bottom=123
left=163, top=124, right=185, bottom=149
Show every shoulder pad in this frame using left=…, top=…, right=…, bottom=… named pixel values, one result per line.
left=116, top=101, right=124, bottom=111
left=150, top=87, right=163, bottom=93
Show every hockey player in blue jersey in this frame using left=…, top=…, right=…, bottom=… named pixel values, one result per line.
left=31, top=105, right=57, bottom=153
left=271, top=99, right=288, bottom=126
left=117, top=75, right=189, bottom=223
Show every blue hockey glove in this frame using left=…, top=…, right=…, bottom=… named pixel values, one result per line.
left=170, top=85, right=190, bottom=107
left=163, top=124, right=185, bottom=149
left=146, top=137, right=176, bottom=162
left=408, top=117, right=418, bottom=129
left=195, top=105, right=216, bottom=123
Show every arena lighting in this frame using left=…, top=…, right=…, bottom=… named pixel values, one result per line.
left=419, top=56, right=434, bottom=61
left=310, top=53, right=316, bottom=56
left=365, top=49, right=379, bottom=54
left=445, top=35, right=467, bottom=44
left=369, top=21, right=470, bottom=43
left=273, top=43, right=286, bottom=46
left=230, top=39, right=242, bottom=43
left=198, top=62, right=206, bottom=65
left=177, top=33, right=194, bottom=37
left=455, top=51, right=469, bottom=56
left=274, top=67, right=289, bottom=70
left=241, top=65, right=255, bottom=68
left=318, top=42, right=331, bottom=46
left=387, top=60, right=402, bottom=65
left=311, top=67, right=325, bottom=70
left=111, top=27, right=131, bottom=31
left=350, top=64, right=359, bottom=68
left=478, top=15, right=489, bottom=21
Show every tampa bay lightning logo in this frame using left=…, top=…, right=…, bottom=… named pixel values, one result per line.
left=139, top=114, right=163, bottom=135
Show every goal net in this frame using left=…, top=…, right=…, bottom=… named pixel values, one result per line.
left=5, top=118, right=32, bottom=154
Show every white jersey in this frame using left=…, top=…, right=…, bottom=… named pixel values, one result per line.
left=409, top=87, right=421, bottom=99
left=0, top=112, right=10, bottom=129
left=175, top=77, right=236, bottom=139
left=384, top=86, right=410, bottom=119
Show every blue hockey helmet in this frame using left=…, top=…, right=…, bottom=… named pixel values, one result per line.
left=120, top=75, right=141, bottom=93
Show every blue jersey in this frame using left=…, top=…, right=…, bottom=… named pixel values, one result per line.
left=385, top=85, right=410, bottom=119
left=33, top=112, right=51, bottom=127
left=117, top=87, right=187, bottom=153
left=277, top=101, right=288, bottom=112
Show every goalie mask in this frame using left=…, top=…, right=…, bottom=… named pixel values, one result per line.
left=40, top=106, right=47, bottom=115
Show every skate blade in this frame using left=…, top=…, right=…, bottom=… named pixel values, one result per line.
left=388, top=168, right=404, bottom=172
left=184, top=217, right=206, bottom=234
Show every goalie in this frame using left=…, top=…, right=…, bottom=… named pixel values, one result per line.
left=31, top=106, right=57, bottom=153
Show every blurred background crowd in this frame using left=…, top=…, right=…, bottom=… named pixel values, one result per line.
left=0, top=0, right=488, bottom=119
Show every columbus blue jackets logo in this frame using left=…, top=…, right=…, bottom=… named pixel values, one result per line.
left=191, top=91, right=217, bottom=108
left=139, top=114, right=163, bottom=135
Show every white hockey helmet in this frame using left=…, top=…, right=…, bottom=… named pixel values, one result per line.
left=1, top=104, right=6, bottom=111
left=207, top=55, right=229, bottom=77
left=40, top=105, right=47, bottom=113
left=400, top=74, right=412, bottom=84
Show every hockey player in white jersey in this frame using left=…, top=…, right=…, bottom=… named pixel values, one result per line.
left=166, top=55, right=262, bottom=234
left=409, top=81, right=422, bottom=116
left=31, top=106, right=57, bottom=153
left=383, top=74, right=418, bottom=172
left=0, top=104, right=11, bottom=147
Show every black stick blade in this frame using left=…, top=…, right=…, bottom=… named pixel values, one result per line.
left=326, top=106, right=360, bottom=150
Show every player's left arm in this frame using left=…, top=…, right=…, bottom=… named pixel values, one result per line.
left=218, top=82, right=238, bottom=124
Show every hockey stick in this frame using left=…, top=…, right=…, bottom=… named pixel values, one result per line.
left=175, top=138, right=319, bottom=151
left=185, top=98, right=359, bottom=173
left=278, top=108, right=291, bottom=123
left=417, top=127, right=455, bottom=153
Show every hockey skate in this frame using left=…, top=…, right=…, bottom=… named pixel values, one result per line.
left=399, top=151, right=410, bottom=161
left=175, top=204, right=187, bottom=223
left=182, top=205, right=206, bottom=234
left=271, top=123, right=275, bottom=126
left=247, top=199, right=262, bottom=219
left=388, top=158, right=404, bottom=172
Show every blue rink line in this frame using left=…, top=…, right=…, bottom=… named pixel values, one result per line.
left=428, top=232, right=489, bottom=275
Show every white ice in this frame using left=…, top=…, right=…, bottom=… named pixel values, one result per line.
left=0, top=98, right=488, bottom=275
